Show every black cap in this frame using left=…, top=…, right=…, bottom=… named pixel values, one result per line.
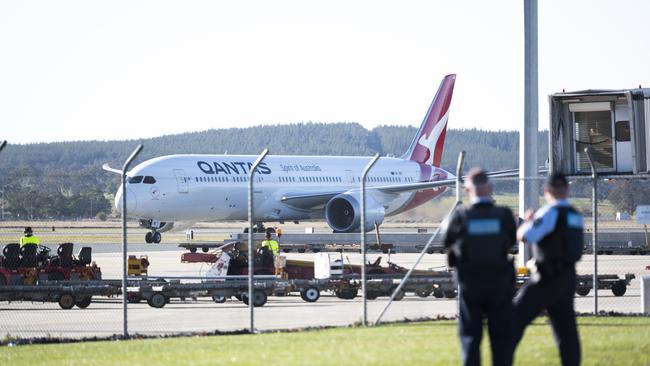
left=24, top=226, right=33, bottom=234
left=546, top=173, right=568, bottom=189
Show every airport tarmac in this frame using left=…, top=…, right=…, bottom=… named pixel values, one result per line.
left=1, top=244, right=648, bottom=339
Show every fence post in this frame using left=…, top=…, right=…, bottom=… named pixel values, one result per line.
left=121, top=144, right=143, bottom=339
left=360, top=154, right=380, bottom=327
left=585, top=148, right=598, bottom=315
left=373, top=151, right=465, bottom=326
left=454, top=151, right=465, bottom=315
left=248, top=148, right=269, bottom=333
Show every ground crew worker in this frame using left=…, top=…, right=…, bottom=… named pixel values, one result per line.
left=512, top=173, right=583, bottom=366
left=443, top=168, right=517, bottom=366
left=19, top=226, right=40, bottom=248
left=261, top=231, right=279, bottom=256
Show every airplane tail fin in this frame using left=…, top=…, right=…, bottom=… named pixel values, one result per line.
left=401, top=74, right=456, bottom=167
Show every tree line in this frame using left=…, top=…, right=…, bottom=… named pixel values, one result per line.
left=0, top=123, right=575, bottom=220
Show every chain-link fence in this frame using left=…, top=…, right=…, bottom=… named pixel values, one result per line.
left=1, top=161, right=649, bottom=341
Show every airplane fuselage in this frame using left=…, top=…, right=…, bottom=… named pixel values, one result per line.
left=117, top=154, right=451, bottom=223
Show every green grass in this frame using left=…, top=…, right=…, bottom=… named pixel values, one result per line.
left=2, top=317, right=649, bottom=365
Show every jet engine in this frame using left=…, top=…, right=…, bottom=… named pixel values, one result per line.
left=325, top=192, right=385, bottom=233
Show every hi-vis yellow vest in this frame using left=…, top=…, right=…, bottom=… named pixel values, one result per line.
left=20, top=235, right=40, bottom=247
left=261, top=239, right=279, bottom=256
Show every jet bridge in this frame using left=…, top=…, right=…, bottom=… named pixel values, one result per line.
left=549, top=87, right=650, bottom=175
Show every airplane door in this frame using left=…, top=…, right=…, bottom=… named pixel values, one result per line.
left=173, top=169, right=189, bottom=193
left=345, top=170, right=355, bottom=185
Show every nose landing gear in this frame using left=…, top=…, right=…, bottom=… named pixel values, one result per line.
left=145, top=231, right=162, bottom=244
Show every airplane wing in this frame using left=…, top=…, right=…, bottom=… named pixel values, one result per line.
left=280, top=191, right=343, bottom=210
left=376, top=169, right=522, bottom=194
left=279, top=170, right=524, bottom=209
left=102, top=163, right=122, bottom=175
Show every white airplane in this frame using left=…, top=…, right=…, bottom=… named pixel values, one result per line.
left=105, top=74, right=465, bottom=243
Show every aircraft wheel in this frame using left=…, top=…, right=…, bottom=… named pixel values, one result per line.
left=152, top=232, right=162, bottom=243
left=58, top=293, right=76, bottom=310
left=145, top=232, right=153, bottom=243
left=433, top=289, right=444, bottom=298
left=202, top=247, right=209, bottom=253
left=576, top=287, right=590, bottom=297
left=415, top=290, right=431, bottom=298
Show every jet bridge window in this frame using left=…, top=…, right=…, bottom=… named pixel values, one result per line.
left=615, top=121, right=631, bottom=142
left=128, top=176, right=143, bottom=184
left=143, top=176, right=157, bottom=184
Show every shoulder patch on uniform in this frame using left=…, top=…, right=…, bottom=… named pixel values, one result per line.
left=567, top=212, right=583, bottom=229
left=467, top=219, right=500, bottom=235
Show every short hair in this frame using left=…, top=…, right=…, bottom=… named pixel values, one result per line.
left=265, top=232, right=271, bottom=239
left=546, top=173, right=568, bottom=189
left=465, top=167, right=489, bottom=187
left=24, top=226, right=33, bottom=234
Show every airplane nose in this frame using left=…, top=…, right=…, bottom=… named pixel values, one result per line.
left=115, top=187, right=138, bottom=213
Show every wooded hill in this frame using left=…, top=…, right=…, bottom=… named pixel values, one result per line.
left=0, top=124, right=548, bottom=219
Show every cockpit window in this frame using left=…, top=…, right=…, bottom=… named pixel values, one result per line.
left=143, top=176, right=157, bottom=184
left=128, top=176, right=143, bottom=184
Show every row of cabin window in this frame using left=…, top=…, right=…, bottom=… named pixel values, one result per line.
left=193, top=175, right=416, bottom=184
left=280, top=176, right=342, bottom=183
left=195, top=176, right=244, bottom=183
left=128, top=176, right=157, bottom=184
left=353, top=176, right=413, bottom=183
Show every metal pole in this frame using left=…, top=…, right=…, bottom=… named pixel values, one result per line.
left=454, top=151, right=465, bottom=316
left=455, top=151, right=466, bottom=202
left=360, top=154, right=380, bottom=326
left=121, top=144, right=143, bottom=339
left=585, top=148, right=598, bottom=314
left=519, top=0, right=539, bottom=268
left=0, top=141, right=6, bottom=154
left=248, top=148, right=269, bottom=333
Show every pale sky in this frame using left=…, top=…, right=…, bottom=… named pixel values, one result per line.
left=1, top=0, right=649, bottom=144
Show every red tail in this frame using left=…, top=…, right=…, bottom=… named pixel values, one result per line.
left=402, top=74, right=455, bottom=167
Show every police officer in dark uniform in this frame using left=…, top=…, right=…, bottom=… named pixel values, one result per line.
left=513, top=173, right=583, bottom=366
left=443, top=168, right=517, bottom=366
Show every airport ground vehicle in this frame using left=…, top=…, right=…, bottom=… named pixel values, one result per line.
left=0, top=243, right=104, bottom=308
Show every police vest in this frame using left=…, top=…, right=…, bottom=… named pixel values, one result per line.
left=452, top=204, right=513, bottom=275
left=533, top=205, right=583, bottom=277
left=20, top=235, right=40, bottom=247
